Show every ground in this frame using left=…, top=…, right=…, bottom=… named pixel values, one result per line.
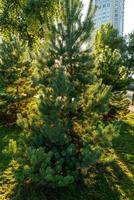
left=0, top=114, right=134, bottom=200
left=127, top=91, right=134, bottom=113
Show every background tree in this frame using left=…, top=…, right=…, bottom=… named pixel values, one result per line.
left=0, top=0, right=59, bottom=46
left=94, top=23, right=126, bottom=54
left=16, top=0, right=117, bottom=188
left=127, top=31, right=134, bottom=72
left=0, top=0, right=57, bottom=124
left=93, top=24, right=130, bottom=119
left=0, top=37, right=35, bottom=124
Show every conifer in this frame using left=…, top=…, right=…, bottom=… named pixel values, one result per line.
left=17, top=0, right=117, bottom=187
left=93, top=25, right=130, bottom=119
left=0, top=37, right=34, bottom=124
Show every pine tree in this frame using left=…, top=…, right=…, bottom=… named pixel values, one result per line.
left=0, top=37, right=34, bottom=125
left=93, top=24, right=130, bottom=119
left=17, top=0, right=117, bottom=187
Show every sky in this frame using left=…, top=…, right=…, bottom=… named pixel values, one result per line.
left=124, top=0, right=134, bottom=35
left=83, top=0, right=134, bottom=35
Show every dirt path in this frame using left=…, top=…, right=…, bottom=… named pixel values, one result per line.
left=129, top=105, right=134, bottom=113
left=127, top=91, right=134, bottom=113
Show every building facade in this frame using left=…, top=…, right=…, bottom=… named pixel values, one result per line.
left=93, top=0, right=125, bottom=35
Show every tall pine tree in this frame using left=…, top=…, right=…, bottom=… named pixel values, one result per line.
left=16, top=0, right=117, bottom=187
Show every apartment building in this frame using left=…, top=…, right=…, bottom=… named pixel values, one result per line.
left=93, top=0, right=125, bottom=35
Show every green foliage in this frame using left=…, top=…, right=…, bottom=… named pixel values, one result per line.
left=0, top=0, right=59, bottom=46
left=14, top=0, right=118, bottom=188
left=93, top=24, right=130, bottom=119
left=0, top=114, right=134, bottom=200
left=127, top=31, right=134, bottom=72
left=109, top=91, right=130, bottom=119
left=94, top=23, right=126, bottom=54
left=94, top=47, right=129, bottom=90
left=8, top=139, right=17, bottom=155
left=0, top=37, right=34, bottom=124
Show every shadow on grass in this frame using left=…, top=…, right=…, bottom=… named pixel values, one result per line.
left=111, top=121, right=134, bottom=199
left=12, top=176, right=120, bottom=200
left=113, top=122, right=134, bottom=173
left=1, top=117, right=134, bottom=200
left=12, top=162, right=124, bottom=200
left=12, top=119, right=134, bottom=200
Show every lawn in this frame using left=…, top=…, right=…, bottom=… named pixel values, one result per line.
left=0, top=114, right=134, bottom=200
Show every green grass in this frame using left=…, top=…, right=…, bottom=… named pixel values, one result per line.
left=0, top=114, right=134, bottom=200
